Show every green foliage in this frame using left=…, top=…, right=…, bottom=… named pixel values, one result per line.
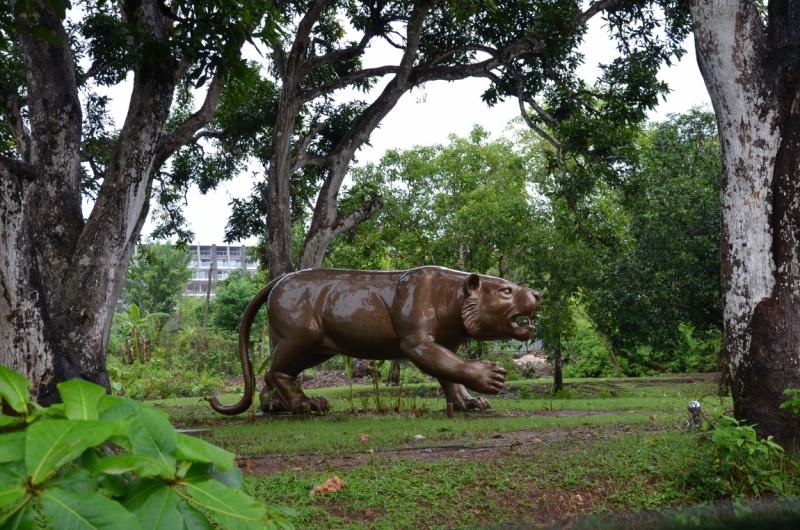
left=702, top=415, right=787, bottom=498
left=107, top=356, right=226, bottom=401
left=0, top=364, right=295, bottom=530
left=327, top=126, right=541, bottom=275
left=562, top=318, right=618, bottom=379
left=587, top=109, right=723, bottom=354
left=210, top=269, right=267, bottom=332
left=108, top=297, right=244, bottom=399
left=113, top=303, right=170, bottom=364
left=780, top=389, right=800, bottom=417
left=123, top=243, right=193, bottom=317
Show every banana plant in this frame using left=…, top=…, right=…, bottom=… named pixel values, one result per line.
left=115, top=304, right=169, bottom=364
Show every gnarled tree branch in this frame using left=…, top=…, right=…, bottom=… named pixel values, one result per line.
left=152, top=72, right=225, bottom=170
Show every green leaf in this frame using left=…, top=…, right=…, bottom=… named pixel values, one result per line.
left=44, top=468, right=96, bottom=494
left=183, top=463, right=242, bottom=489
left=0, top=365, right=30, bottom=415
left=0, top=470, right=25, bottom=508
left=0, top=414, right=23, bottom=428
left=177, top=434, right=235, bottom=470
left=178, top=499, right=214, bottom=530
left=94, top=455, right=172, bottom=479
left=58, top=379, right=106, bottom=421
left=0, top=432, right=24, bottom=464
left=122, top=481, right=182, bottom=530
left=41, top=488, right=141, bottom=530
left=184, top=479, right=266, bottom=530
left=80, top=447, right=128, bottom=497
left=0, top=501, right=34, bottom=530
left=127, top=408, right=177, bottom=479
left=25, top=420, right=114, bottom=484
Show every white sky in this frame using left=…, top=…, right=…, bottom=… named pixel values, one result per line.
left=91, top=13, right=710, bottom=246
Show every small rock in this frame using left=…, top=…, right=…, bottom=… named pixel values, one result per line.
left=413, top=434, right=425, bottom=441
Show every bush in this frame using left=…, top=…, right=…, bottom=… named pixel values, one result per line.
left=678, top=415, right=788, bottom=500
left=107, top=355, right=227, bottom=400
left=562, top=318, right=618, bottom=378
left=0, top=365, right=295, bottom=529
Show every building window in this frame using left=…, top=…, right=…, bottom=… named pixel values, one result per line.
left=199, top=250, right=211, bottom=256
left=217, top=259, right=227, bottom=268
left=217, top=271, right=228, bottom=279
left=190, top=258, right=198, bottom=267
left=230, top=250, right=241, bottom=257
left=196, top=270, right=208, bottom=279
left=217, top=250, right=227, bottom=256
left=200, top=259, right=211, bottom=267
left=230, top=259, right=241, bottom=268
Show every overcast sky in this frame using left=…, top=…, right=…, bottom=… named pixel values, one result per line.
left=93, top=14, right=711, bottom=246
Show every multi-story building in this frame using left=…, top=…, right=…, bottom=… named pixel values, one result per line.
left=185, top=244, right=259, bottom=295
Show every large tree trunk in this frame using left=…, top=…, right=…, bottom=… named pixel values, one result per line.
left=691, top=0, right=800, bottom=445
left=0, top=1, right=202, bottom=402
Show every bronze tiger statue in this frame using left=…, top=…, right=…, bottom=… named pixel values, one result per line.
left=210, top=266, right=540, bottom=415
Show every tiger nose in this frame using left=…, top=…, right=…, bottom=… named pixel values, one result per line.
left=529, top=290, right=540, bottom=308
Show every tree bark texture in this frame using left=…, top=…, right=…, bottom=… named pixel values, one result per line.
left=1, top=1, right=223, bottom=401
left=691, top=0, right=800, bottom=445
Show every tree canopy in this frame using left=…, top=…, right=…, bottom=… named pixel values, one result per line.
left=123, top=242, right=193, bottom=317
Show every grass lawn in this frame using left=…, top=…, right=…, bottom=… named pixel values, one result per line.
left=151, top=374, right=800, bottom=529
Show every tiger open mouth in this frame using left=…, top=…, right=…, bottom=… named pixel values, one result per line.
left=512, top=314, right=535, bottom=329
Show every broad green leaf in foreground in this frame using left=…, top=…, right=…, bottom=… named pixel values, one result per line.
left=80, top=447, right=127, bottom=497
left=57, top=379, right=106, bottom=421
left=177, top=433, right=236, bottom=470
left=178, top=499, right=214, bottom=530
left=0, top=365, right=30, bottom=415
left=185, top=479, right=266, bottom=530
left=95, top=454, right=173, bottom=479
left=0, top=467, right=26, bottom=508
left=0, top=414, right=23, bottom=428
left=41, top=488, right=141, bottom=530
left=183, top=462, right=242, bottom=488
left=122, top=480, right=183, bottom=530
left=0, top=501, right=34, bottom=530
left=0, top=432, right=24, bottom=463
left=25, top=420, right=114, bottom=484
left=127, top=407, right=177, bottom=478
left=43, top=468, right=96, bottom=494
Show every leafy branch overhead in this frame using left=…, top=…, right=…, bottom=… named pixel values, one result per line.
left=0, top=364, right=295, bottom=530
left=153, top=0, right=690, bottom=276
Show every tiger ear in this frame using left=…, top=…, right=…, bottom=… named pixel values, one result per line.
left=463, top=274, right=481, bottom=296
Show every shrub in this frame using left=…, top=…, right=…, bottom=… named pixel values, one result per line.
left=780, top=388, right=800, bottom=417
left=0, top=365, right=295, bottom=529
left=708, top=415, right=786, bottom=497
left=107, top=355, right=227, bottom=400
left=678, top=414, right=788, bottom=500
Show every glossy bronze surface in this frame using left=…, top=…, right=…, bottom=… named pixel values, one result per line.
left=210, top=266, right=540, bottom=415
